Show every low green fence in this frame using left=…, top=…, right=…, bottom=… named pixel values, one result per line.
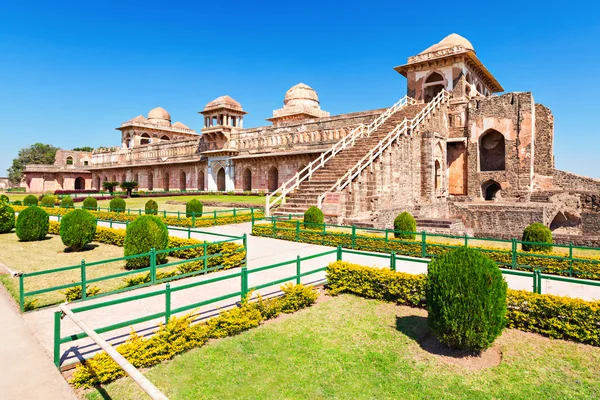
left=19, top=230, right=247, bottom=312
left=53, top=245, right=600, bottom=368
left=252, top=217, right=600, bottom=280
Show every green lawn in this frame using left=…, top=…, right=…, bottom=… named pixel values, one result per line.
left=85, top=294, right=600, bottom=400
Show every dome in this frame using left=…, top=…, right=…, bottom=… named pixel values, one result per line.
left=419, top=33, right=475, bottom=55
left=284, top=83, right=320, bottom=108
left=172, top=121, right=191, bottom=130
left=203, top=95, right=244, bottom=112
left=148, top=107, right=171, bottom=126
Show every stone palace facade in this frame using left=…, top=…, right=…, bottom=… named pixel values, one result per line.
left=24, top=34, right=600, bottom=243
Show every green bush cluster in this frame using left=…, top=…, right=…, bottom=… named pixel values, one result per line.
left=522, top=222, right=553, bottom=253
left=60, top=196, right=74, bottom=209
left=303, top=206, right=324, bottom=230
left=144, top=199, right=158, bottom=215
left=427, top=247, right=507, bottom=351
left=186, top=199, right=203, bottom=218
left=0, top=194, right=9, bottom=204
left=109, top=197, right=126, bottom=213
left=70, top=284, right=319, bottom=388
left=12, top=200, right=22, bottom=206
left=40, top=195, right=57, bottom=208
left=16, top=206, right=49, bottom=241
left=0, top=203, right=16, bottom=233
left=23, top=195, right=38, bottom=206
left=325, top=260, right=600, bottom=347
left=59, top=209, right=97, bottom=251
left=123, top=216, right=169, bottom=269
left=82, top=196, right=98, bottom=210
left=394, top=212, right=416, bottom=239
left=62, top=285, right=101, bottom=301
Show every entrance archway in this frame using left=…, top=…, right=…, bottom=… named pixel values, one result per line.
left=242, top=168, right=252, bottom=192
left=179, top=171, right=187, bottom=191
left=163, top=172, right=170, bottom=191
left=198, top=171, right=205, bottom=191
left=268, top=166, right=278, bottom=192
left=74, top=177, right=85, bottom=190
left=482, top=180, right=501, bottom=201
left=217, top=168, right=226, bottom=192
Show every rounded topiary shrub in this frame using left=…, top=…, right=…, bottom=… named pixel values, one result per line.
left=40, top=195, right=57, bottom=208
left=393, top=211, right=416, bottom=239
left=145, top=199, right=158, bottom=215
left=109, top=197, right=126, bottom=213
left=60, top=196, right=74, bottom=209
left=60, top=209, right=97, bottom=251
left=82, top=196, right=98, bottom=210
left=16, top=206, right=50, bottom=241
left=522, top=222, right=553, bottom=253
left=303, top=206, right=324, bottom=230
left=186, top=199, right=203, bottom=218
left=0, top=203, right=15, bottom=233
left=23, top=195, right=38, bottom=207
left=0, top=194, right=9, bottom=204
left=427, top=247, right=507, bottom=352
left=123, top=215, right=169, bottom=269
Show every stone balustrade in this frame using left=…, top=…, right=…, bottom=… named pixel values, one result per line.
left=91, top=139, right=200, bottom=167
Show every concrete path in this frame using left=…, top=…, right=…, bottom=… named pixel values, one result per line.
left=21, top=219, right=600, bottom=369
left=0, top=286, right=76, bottom=399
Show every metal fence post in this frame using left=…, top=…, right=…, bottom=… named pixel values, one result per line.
left=296, top=255, right=301, bottom=285
left=272, top=218, right=277, bottom=238
left=213, top=210, right=217, bottom=226
left=296, top=220, right=300, bottom=241
left=390, top=251, right=396, bottom=271
left=568, top=242, right=573, bottom=277
left=203, top=242, right=208, bottom=273
left=109, top=218, right=113, bottom=229
left=421, top=231, right=427, bottom=258
left=80, top=260, right=87, bottom=301
left=251, top=208, right=255, bottom=226
left=532, top=269, right=538, bottom=294
left=187, top=226, right=191, bottom=239
left=385, top=229, right=389, bottom=246
left=192, top=212, right=196, bottom=228
left=511, top=239, right=517, bottom=269
left=177, top=211, right=180, bottom=220
left=336, top=245, right=342, bottom=261
left=150, top=248, right=157, bottom=285
left=233, top=208, right=237, bottom=224
left=242, top=234, right=248, bottom=267
left=165, top=283, right=171, bottom=324
left=351, top=225, right=356, bottom=249
left=53, top=311, right=61, bottom=368
left=537, top=269, right=543, bottom=294
left=19, top=274, right=25, bottom=312
left=464, top=234, right=468, bottom=247
left=241, top=266, right=248, bottom=300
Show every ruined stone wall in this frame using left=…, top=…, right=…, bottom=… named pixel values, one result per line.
left=233, top=154, right=319, bottom=192
left=450, top=202, right=545, bottom=234
left=466, top=92, right=535, bottom=199
left=553, top=170, right=600, bottom=191
left=533, top=103, right=554, bottom=178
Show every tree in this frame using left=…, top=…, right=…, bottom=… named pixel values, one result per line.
left=120, top=181, right=139, bottom=197
left=8, top=143, right=59, bottom=185
left=72, top=146, right=94, bottom=152
left=102, top=181, right=120, bottom=194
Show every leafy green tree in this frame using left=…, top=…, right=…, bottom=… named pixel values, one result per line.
left=8, top=143, right=59, bottom=185
left=72, top=146, right=94, bottom=152
left=102, top=181, right=120, bottom=194
left=120, top=181, right=139, bottom=197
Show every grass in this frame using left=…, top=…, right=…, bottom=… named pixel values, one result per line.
left=0, top=233, right=179, bottom=308
left=85, top=294, right=600, bottom=400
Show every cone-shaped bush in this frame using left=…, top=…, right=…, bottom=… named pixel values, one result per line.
left=303, top=206, right=324, bottom=230
left=60, top=196, right=74, bottom=209
left=393, top=212, right=416, bottom=239
left=16, top=206, right=49, bottom=241
left=83, top=196, right=98, bottom=211
left=0, top=203, right=15, bottom=233
left=522, top=222, right=553, bottom=253
left=23, top=195, right=38, bottom=207
left=40, top=195, right=57, bottom=208
left=109, top=197, right=126, bottom=213
left=426, top=247, right=507, bottom=352
left=123, top=215, right=169, bottom=269
left=60, top=209, right=97, bottom=251
left=145, top=199, right=158, bottom=215
left=186, top=199, right=203, bottom=218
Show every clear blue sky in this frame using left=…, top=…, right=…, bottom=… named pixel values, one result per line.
left=1, top=1, right=598, bottom=178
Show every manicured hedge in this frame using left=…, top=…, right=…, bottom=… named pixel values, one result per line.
left=522, top=222, right=553, bottom=253
left=123, top=216, right=169, bottom=269
left=70, top=284, right=318, bottom=387
left=60, top=196, right=75, bottom=209
left=394, top=212, right=416, bottom=240
left=144, top=199, right=158, bottom=215
left=82, top=196, right=98, bottom=210
left=23, top=195, right=38, bottom=206
left=0, top=194, right=9, bottom=204
left=109, top=197, right=126, bottom=213
left=326, top=261, right=600, bottom=346
left=40, top=195, right=57, bottom=208
left=304, top=206, right=324, bottom=230
left=252, top=223, right=600, bottom=280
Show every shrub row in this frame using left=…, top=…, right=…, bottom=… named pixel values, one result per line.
left=70, top=284, right=319, bottom=387
left=326, top=261, right=600, bottom=346
left=252, top=223, right=600, bottom=279
left=14, top=205, right=262, bottom=228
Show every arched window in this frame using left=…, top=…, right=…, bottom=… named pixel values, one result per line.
left=198, top=171, right=205, bottom=191
left=148, top=171, right=154, bottom=191
left=425, top=72, right=444, bottom=83
left=217, top=168, right=226, bottom=191
left=476, top=83, right=483, bottom=94
left=479, top=130, right=506, bottom=171
left=179, top=171, right=187, bottom=191
left=268, top=166, right=278, bottom=192
left=66, top=156, right=74, bottom=165
left=140, top=133, right=151, bottom=145
left=133, top=173, right=139, bottom=184
left=482, top=180, right=501, bottom=201
left=74, top=177, right=85, bottom=190
left=423, top=72, right=445, bottom=103
left=163, top=172, right=170, bottom=191
left=242, top=168, right=252, bottom=192
left=160, top=135, right=170, bottom=141
left=112, top=174, right=117, bottom=182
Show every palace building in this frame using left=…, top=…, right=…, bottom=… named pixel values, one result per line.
left=24, top=34, right=600, bottom=243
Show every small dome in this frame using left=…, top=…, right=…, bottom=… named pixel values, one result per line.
left=284, top=83, right=320, bottom=108
left=204, top=95, right=244, bottom=112
left=419, top=33, right=475, bottom=55
left=130, top=115, right=148, bottom=123
left=148, top=107, right=171, bottom=126
left=172, top=121, right=190, bottom=130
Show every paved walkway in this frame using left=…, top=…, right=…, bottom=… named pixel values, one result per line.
left=0, top=285, right=76, bottom=399
left=17, top=220, right=600, bottom=370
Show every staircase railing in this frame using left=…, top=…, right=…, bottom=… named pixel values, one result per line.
left=265, top=95, right=416, bottom=216
left=316, top=90, right=450, bottom=208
